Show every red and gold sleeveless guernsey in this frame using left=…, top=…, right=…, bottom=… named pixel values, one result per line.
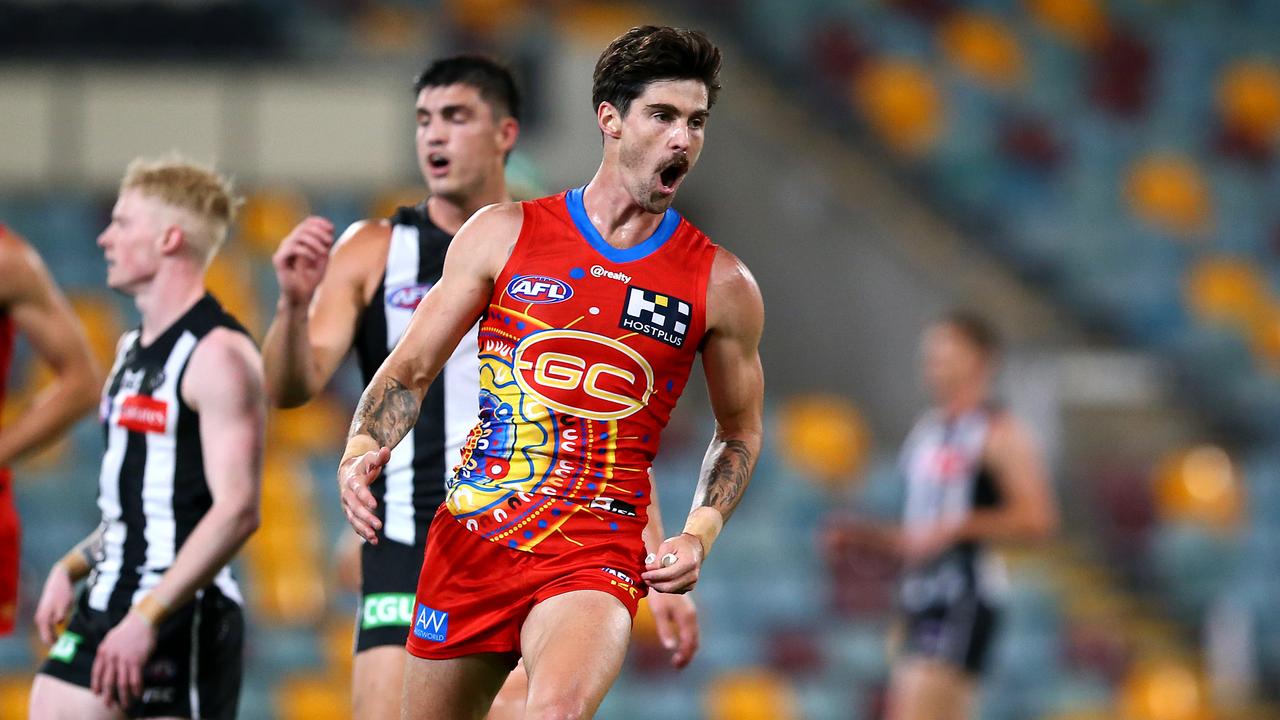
left=447, top=186, right=717, bottom=556
left=0, top=225, right=20, bottom=634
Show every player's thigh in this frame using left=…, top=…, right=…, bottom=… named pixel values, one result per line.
left=352, top=645, right=407, bottom=720
left=519, top=589, right=632, bottom=720
left=401, top=651, right=513, bottom=720
left=29, top=673, right=123, bottom=720
left=887, top=657, right=976, bottom=720
left=485, top=659, right=528, bottom=720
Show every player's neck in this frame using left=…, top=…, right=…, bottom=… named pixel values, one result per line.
left=427, top=182, right=510, bottom=235
left=133, top=265, right=206, bottom=345
left=580, top=167, right=666, bottom=250
left=939, top=386, right=986, bottom=419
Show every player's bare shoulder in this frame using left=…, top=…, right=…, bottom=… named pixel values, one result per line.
left=706, top=247, right=764, bottom=339
left=181, top=327, right=264, bottom=412
left=0, top=229, right=43, bottom=303
left=448, top=201, right=526, bottom=278
left=329, top=218, right=394, bottom=294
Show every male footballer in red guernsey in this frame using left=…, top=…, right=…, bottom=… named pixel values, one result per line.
left=336, top=26, right=764, bottom=720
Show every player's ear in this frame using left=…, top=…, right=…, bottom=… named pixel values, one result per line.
left=158, top=225, right=185, bottom=257
left=497, top=116, right=519, bottom=155
left=597, top=101, right=623, bottom=140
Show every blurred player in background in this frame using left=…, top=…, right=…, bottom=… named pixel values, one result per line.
left=30, top=157, right=263, bottom=719
left=336, top=25, right=762, bottom=719
left=826, top=312, right=1058, bottom=720
left=0, top=227, right=101, bottom=636
left=263, top=55, right=699, bottom=720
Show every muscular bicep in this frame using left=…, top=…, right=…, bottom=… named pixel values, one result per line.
left=703, top=251, right=765, bottom=435
left=185, top=331, right=266, bottom=508
left=382, top=203, right=519, bottom=391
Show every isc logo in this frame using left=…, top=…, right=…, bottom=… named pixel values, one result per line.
left=512, top=330, right=654, bottom=421
left=506, top=275, right=573, bottom=304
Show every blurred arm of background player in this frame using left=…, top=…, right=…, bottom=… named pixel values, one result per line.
left=643, top=248, right=765, bottom=596
left=34, top=523, right=105, bottom=645
left=0, top=229, right=102, bottom=468
left=824, top=414, right=1059, bottom=566
left=263, top=216, right=389, bottom=408
left=641, top=477, right=700, bottom=669
left=337, top=204, right=518, bottom=543
left=901, top=414, right=1058, bottom=564
left=90, top=328, right=265, bottom=708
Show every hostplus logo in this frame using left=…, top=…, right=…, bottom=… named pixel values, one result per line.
left=619, top=286, right=692, bottom=347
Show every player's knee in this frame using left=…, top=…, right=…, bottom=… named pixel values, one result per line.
left=524, top=694, right=592, bottom=720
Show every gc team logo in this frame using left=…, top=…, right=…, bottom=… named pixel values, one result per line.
left=512, top=329, right=654, bottom=421
left=506, top=275, right=573, bottom=304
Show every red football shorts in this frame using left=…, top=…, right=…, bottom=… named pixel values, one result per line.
left=0, top=469, right=20, bottom=636
left=406, top=504, right=647, bottom=660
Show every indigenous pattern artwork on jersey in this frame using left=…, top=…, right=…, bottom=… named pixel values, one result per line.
left=447, top=187, right=717, bottom=554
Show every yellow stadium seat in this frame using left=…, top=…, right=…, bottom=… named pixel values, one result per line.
left=277, top=674, right=349, bottom=720
left=777, top=394, right=872, bottom=489
left=204, top=250, right=260, bottom=334
left=854, top=59, right=945, bottom=157
left=324, top=617, right=356, bottom=677
left=1120, top=659, right=1212, bottom=720
left=238, top=189, right=309, bottom=259
left=705, top=669, right=800, bottom=720
left=1184, top=257, right=1270, bottom=330
left=368, top=187, right=425, bottom=223
left=270, top=401, right=349, bottom=455
left=556, top=2, right=651, bottom=45
left=938, top=11, right=1026, bottom=88
left=69, top=291, right=125, bottom=369
left=1125, top=154, right=1212, bottom=236
left=1027, top=0, right=1109, bottom=48
left=1218, top=61, right=1280, bottom=147
left=0, top=674, right=31, bottom=719
left=1153, top=445, right=1243, bottom=530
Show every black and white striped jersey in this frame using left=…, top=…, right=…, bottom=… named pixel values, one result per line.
left=351, top=204, right=479, bottom=547
left=899, top=406, right=1009, bottom=608
left=89, top=294, right=248, bottom=615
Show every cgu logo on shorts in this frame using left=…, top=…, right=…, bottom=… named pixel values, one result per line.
left=387, top=283, right=432, bottom=310
left=414, top=604, right=449, bottom=643
left=506, top=275, right=573, bottom=304
left=512, top=330, right=654, bottom=421
left=362, top=593, right=415, bottom=629
left=117, top=395, right=168, bottom=434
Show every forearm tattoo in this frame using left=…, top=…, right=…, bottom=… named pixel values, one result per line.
left=78, top=523, right=107, bottom=567
left=696, top=438, right=755, bottom=520
left=349, top=375, right=420, bottom=449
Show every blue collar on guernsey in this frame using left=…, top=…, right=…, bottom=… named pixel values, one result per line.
left=565, top=185, right=681, bottom=263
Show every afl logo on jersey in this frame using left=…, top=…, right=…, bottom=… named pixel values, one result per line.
left=387, top=283, right=432, bottom=310
left=506, top=275, right=573, bottom=304
left=512, top=330, right=654, bottom=421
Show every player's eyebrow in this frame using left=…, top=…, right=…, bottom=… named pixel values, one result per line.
left=644, top=103, right=709, bottom=121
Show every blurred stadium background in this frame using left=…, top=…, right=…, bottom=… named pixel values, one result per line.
left=3, top=0, right=1280, bottom=718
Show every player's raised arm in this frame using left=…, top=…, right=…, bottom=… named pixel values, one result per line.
left=0, top=230, right=101, bottom=467
left=263, top=218, right=389, bottom=408
left=338, top=202, right=521, bottom=543
left=643, top=248, right=765, bottom=594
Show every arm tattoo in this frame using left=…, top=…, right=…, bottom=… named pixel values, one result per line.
left=77, top=523, right=107, bottom=568
left=696, top=438, right=755, bottom=520
left=349, top=375, right=420, bottom=449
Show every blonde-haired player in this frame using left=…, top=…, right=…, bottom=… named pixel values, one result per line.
left=31, top=156, right=265, bottom=719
